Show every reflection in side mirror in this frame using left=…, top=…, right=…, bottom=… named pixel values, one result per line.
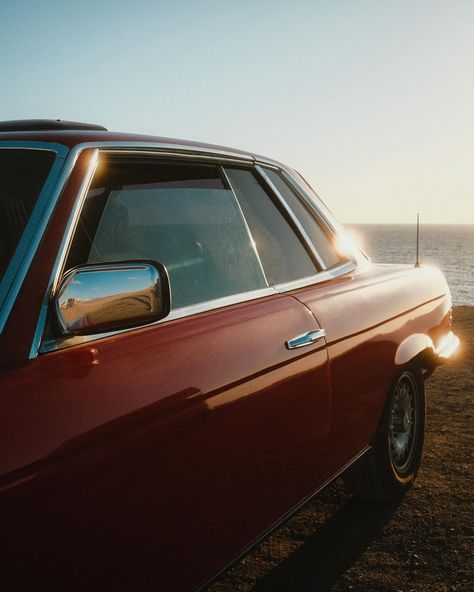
left=55, top=261, right=171, bottom=336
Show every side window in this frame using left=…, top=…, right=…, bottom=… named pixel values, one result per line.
left=223, top=167, right=319, bottom=285
left=261, top=168, right=343, bottom=269
left=65, top=157, right=267, bottom=309
left=0, top=149, right=56, bottom=282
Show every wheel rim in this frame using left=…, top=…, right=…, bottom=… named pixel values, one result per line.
left=389, top=372, right=419, bottom=475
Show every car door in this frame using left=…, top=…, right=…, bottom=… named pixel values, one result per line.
left=0, top=151, right=332, bottom=591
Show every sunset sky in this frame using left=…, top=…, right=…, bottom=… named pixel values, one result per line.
left=1, top=0, right=473, bottom=224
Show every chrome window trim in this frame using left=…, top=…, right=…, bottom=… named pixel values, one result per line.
left=255, top=161, right=350, bottom=247
left=260, top=163, right=359, bottom=267
left=75, top=141, right=255, bottom=163
left=27, top=140, right=360, bottom=358
left=40, top=286, right=278, bottom=353
left=254, top=165, right=327, bottom=271
left=0, top=142, right=70, bottom=334
left=49, top=149, right=99, bottom=297
left=254, top=156, right=285, bottom=170
left=30, top=149, right=99, bottom=358
left=276, top=168, right=340, bottom=237
left=280, top=168, right=340, bottom=235
left=99, top=148, right=253, bottom=165
left=219, top=166, right=270, bottom=287
left=280, top=167, right=368, bottom=265
left=0, top=142, right=68, bottom=153
left=273, top=259, right=357, bottom=293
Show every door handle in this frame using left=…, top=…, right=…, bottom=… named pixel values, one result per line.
left=285, top=329, right=326, bottom=350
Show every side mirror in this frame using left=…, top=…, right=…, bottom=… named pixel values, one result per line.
left=55, top=261, right=171, bottom=336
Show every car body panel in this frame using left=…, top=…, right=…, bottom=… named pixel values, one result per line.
left=0, top=291, right=331, bottom=589
left=290, top=264, right=451, bottom=471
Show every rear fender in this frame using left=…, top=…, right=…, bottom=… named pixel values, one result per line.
left=395, top=331, right=460, bottom=375
left=395, top=334, right=433, bottom=367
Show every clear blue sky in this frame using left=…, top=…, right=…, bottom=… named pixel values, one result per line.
left=1, top=0, right=473, bottom=223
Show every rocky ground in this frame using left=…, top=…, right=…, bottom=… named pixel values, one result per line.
left=208, top=307, right=473, bottom=592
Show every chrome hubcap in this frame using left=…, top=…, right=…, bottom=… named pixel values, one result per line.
left=389, top=373, right=418, bottom=474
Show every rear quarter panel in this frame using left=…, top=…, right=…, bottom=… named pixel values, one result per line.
left=291, top=263, right=452, bottom=474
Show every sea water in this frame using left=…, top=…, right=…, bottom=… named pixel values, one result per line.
left=346, top=224, right=474, bottom=306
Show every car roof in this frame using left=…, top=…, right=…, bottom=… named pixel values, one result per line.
left=0, top=119, right=257, bottom=160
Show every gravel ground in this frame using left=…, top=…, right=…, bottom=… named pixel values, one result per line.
left=207, top=306, right=473, bottom=592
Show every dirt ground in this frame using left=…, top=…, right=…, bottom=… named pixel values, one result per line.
left=207, top=307, right=473, bottom=592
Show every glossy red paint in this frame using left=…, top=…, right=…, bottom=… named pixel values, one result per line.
left=1, top=294, right=331, bottom=590
left=0, top=131, right=456, bottom=591
left=290, top=263, right=451, bottom=473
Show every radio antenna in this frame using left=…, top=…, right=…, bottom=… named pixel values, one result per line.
left=415, top=213, right=420, bottom=267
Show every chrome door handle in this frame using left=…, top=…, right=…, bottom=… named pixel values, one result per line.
left=286, top=329, right=326, bottom=350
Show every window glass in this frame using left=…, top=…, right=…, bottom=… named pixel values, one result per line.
left=224, top=167, right=318, bottom=285
left=263, top=168, right=343, bottom=269
left=0, top=149, right=56, bottom=282
left=66, top=158, right=267, bottom=308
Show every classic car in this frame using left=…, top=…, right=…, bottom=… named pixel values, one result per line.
left=0, top=119, right=459, bottom=590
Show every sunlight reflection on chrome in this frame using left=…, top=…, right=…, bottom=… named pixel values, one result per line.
left=334, top=231, right=366, bottom=260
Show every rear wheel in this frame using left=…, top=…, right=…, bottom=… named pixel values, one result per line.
left=344, top=366, right=425, bottom=501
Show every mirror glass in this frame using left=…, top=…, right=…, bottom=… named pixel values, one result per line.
left=55, top=261, right=170, bottom=335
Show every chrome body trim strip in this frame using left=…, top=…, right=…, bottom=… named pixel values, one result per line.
left=0, top=142, right=70, bottom=334
left=29, top=149, right=99, bottom=358
left=255, top=165, right=327, bottom=271
left=40, top=286, right=278, bottom=353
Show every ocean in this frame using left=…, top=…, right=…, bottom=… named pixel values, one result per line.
left=346, top=224, right=474, bottom=306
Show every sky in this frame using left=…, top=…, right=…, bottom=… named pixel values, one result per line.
left=1, top=0, right=473, bottom=224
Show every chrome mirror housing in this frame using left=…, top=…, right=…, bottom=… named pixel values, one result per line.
left=55, top=261, right=171, bottom=336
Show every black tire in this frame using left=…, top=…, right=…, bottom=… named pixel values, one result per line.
left=343, top=365, right=425, bottom=501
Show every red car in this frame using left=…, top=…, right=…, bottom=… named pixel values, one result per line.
left=0, top=120, right=459, bottom=590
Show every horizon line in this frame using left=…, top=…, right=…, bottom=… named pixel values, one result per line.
left=344, top=222, right=474, bottom=226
